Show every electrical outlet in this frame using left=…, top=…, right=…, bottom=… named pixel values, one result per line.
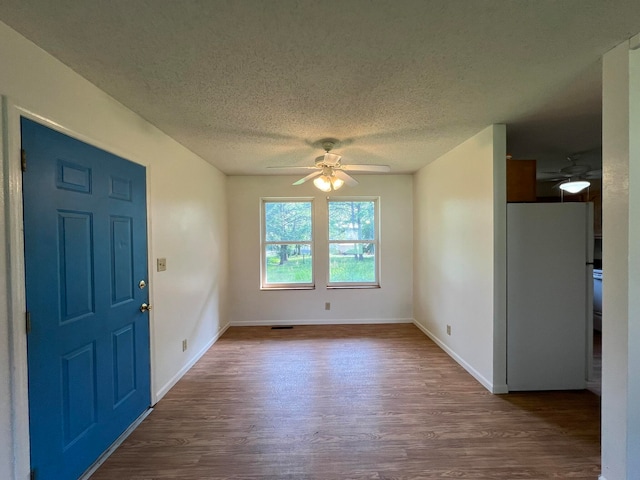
left=446, top=325, right=451, bottom=336
left=182, top=339, right=188, bottom=352
left=325, top=302, right=331, bottom=310
left=157, top=258, right=167, bottom=272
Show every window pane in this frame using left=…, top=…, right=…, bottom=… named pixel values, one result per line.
left=329, top=244, right=376, bottom=283
left=265, top=244, right=313, bottom=284
left=328, top=201, right=375, bottom=241
left=265, top=202, right=312, bottom=242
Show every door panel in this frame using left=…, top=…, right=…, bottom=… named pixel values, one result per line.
left=22, top=118, right=150, bottom=480
left=59, top=210, right=95, bottom=321
left=111, top=216, right=135, bottom=305
left=62, top=343, right=97, bottom=447
left=113, top=324, right=137, bottom=405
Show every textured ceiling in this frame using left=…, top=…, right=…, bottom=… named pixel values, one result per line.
left=1, top=1, right=640, bottom=175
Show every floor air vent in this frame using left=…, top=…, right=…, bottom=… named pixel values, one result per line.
left=271, top=326, right=294, bottom=329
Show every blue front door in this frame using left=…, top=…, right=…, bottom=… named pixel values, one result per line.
left=22, top=118, right=151, bottom=480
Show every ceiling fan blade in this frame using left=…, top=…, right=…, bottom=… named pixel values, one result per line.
left=267, top=165, right=319, bottom=170
left=561, top=164, right=591, bottom=175
left=584, top=169, right=602, bottom=179
left=342, top=164, right=391, bottom=173
left=292, top=171, right=322, bottom=185
left=334, top=169, right=359, bottom=186
left=540, top=177, right=569, bottom=182
left=538, top=172, right=570, bottom=181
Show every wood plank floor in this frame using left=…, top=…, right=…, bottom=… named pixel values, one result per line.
left=91, top=324, right=601, bottom=479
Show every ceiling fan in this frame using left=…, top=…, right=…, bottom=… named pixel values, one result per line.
left=537, top=155, right=601, bottom=193
left=537, top=155, right=602, bottom=182
left=268, top=139, right=391, bottom=192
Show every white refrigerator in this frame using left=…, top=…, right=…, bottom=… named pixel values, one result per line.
left=507, top=203, right=594, bottom=391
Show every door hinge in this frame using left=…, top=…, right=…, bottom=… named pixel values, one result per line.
left=21, top=149, right=27, bottom=172
left=30, top=468, right=36, bottom=480
left=26, top=311, right=31, bottom=334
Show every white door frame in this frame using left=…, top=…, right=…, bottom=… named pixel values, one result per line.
left=1, top=96, right=157, bottom=480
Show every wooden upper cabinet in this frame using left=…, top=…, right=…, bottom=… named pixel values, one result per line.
left=507, top=158, right=537, bottom=202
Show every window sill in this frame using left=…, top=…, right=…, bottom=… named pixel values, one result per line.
left=260, top=286, right=315, bottom=291
left=327, top=285, right=380, bottom=290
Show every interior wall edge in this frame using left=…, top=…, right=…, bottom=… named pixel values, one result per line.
left=601, top=38, right=631, bottom=480
left=0, top=94, right=15, bottom=480
left=491, top=124, right=508, bottom=390
left=3, top=97, right=31, bottom=480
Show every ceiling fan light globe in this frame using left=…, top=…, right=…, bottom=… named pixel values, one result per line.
left=313, top=175, right=332, bottom=192
left=559, top=180, right=590, bottom=193
left=331, top=177, right=345, bottom=190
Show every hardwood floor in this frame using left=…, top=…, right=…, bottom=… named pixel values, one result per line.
left=91, top=324, right=601, bottom=479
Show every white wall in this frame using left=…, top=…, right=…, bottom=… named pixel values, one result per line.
left=0, top=21, right=228, bottom=480
left=413, top=125, right=507, bottom=393
left=601, top=37, right=640, bottom=480
left=227, top=175, right=413, bottom=325
left=148, top=150, right=229, bottom=400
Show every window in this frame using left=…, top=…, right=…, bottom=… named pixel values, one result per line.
left=328, top=198, right=379, bottom=287
left=261, top=199, right=313, bottom=289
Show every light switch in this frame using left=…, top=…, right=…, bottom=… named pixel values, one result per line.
left=157, top=258, right=167, bottom=272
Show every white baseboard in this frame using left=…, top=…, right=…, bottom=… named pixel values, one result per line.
left=230, top=317, right=414, bottom=327
left=598, top=476, right=607, bottom=480
left=412, top=319, right=503, bottom=394
left=154, top=322, right=230, bottom=402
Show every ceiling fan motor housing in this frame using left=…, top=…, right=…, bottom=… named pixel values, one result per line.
left=315, top=152, right=342, bottom=167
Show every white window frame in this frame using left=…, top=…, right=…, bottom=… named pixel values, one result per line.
left=260, top=197, right=315, bottom=290
left=327, top=196, right=380, bottom=288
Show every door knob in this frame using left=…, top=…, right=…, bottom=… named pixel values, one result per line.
left=140, top=303, right=152, bottom=312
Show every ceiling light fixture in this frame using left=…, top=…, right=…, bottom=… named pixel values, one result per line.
left=279, top=138, right=391, bottom=190
left=313, top=168, right=344, bottom=192
left=311, top=147, right=346, bottom=192
left=331, top=177, right=345, bottom=189
left=559, top=180, right=590, bottom=194
left=313, top=175, right=332, bottom=192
